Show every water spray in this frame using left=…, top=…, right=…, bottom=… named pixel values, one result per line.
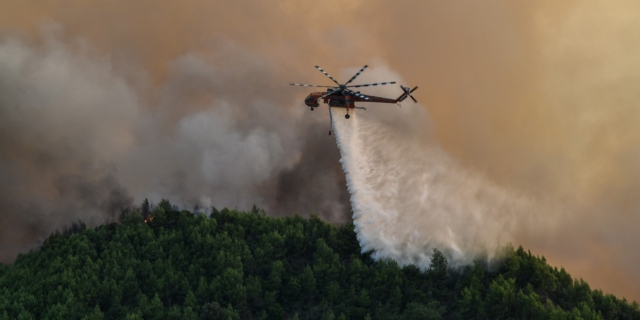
left=330, top=107, right=527, bottom=268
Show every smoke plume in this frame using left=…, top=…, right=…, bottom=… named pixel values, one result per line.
left=0, top=34, right=137, bottom=261
left=0, top=32, right=350, bottom=263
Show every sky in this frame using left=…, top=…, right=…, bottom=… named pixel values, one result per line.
left=1, top=0, right=640, bottom=301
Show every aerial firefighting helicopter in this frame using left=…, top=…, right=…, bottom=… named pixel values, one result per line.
left=291, top=65, right=418, bottom=134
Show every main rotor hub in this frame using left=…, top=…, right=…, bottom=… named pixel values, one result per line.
left=339, top=84, right=346, bottom=89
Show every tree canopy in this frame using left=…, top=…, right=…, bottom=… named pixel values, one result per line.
left=0, top=200, right=638, bottom=319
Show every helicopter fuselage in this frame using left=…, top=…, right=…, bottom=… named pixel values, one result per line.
left=304, top=91, right=398, bottom=110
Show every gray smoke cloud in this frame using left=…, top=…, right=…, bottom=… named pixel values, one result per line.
left=0, top=32, right=137, bottom=261
left=0, top=31, right=350, bottom=263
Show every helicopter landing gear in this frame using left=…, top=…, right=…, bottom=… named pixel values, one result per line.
left=345, top=114, right=350, bottom=119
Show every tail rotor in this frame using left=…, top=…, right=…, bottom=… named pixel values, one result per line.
left=400, top=85, right=418, bottom=103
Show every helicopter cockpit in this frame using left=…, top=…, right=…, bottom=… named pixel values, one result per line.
left=305, top=94, right=319, bottom=108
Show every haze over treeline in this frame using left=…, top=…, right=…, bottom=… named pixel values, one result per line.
left=2, top=0, right=640, bottom=301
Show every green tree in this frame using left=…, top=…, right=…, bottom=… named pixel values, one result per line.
left=427, top=248, right=449, bottom=300
left=485, top=275, right=516, bottom=319
left=145, top=293, right=163, bottom=320
left=82, top=304, right=104, bottom=320
left=299, top=265, right=317, bottom=298
left=403, top=301, right=445, bottom=320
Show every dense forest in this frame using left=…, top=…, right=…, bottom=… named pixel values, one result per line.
left=1, top=200, right=639, bottom=319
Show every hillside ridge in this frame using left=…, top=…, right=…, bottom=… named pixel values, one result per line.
left=1, top=200, right=638, bottom=319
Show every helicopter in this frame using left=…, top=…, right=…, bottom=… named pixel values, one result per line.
left=291, top=65, right=418, bottom=134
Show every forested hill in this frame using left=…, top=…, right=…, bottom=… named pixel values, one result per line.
left=1, top=201, right=639, bottom=320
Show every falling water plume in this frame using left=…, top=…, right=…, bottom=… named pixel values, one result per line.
left=330, top=106, right=530, bottom=268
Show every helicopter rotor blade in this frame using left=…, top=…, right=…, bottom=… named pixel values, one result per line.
left=347, top=81, right=396, bottom=88
left=290, top=83, right=335, bottom=87
left=344, top=65, right=368, bottom=85
left=315, top=66, right=341, bottom=85
left=318, top=89, right=338, bottom=100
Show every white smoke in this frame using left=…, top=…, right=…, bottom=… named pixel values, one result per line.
left=331, top=101, right=534, bottom=267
